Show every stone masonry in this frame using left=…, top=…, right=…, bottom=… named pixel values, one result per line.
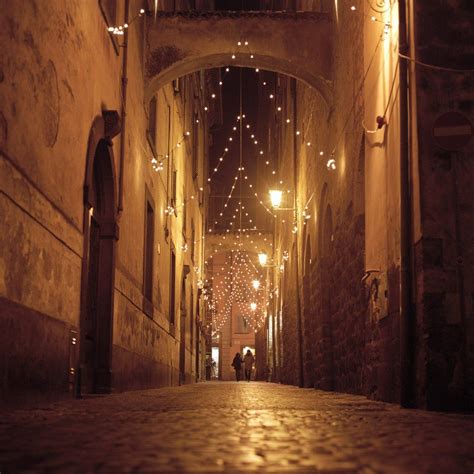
left=1, top=382, right=474, bottom=473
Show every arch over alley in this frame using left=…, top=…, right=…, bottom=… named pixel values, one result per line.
left=145, top=11, right=334, bottom=106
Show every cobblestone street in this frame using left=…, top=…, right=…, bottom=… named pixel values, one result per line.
left=1, top=382, right=474, bottom=473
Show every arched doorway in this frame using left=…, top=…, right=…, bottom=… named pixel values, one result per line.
left=179, top=277, right=187, bottom=384
left=302, top=233, right=315, bottom=387
left=319, top=203, right=334, bottom=390
left=79, top=118, right=118, bottom=395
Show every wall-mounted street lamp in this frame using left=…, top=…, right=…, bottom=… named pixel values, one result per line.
left=269, top=189, right=283, bottom=208
left=269, top=189, right=295, bottom=211
left=258, top=252, right=278, bottom=268
left=258, top=252, right=268, bottom=266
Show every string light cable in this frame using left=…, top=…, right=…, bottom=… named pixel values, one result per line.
left=398, top=53, right=474, bottom=73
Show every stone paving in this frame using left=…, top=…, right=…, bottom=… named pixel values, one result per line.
left=1, top=382, right=474, bottom=473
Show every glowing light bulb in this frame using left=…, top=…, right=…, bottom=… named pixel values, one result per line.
left=327, top=158, right=337, bottom=170
left=269, top=189, right=283, bottom=208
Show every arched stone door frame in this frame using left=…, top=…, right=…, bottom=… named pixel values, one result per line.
left=79, top=113, right=120, bottom=395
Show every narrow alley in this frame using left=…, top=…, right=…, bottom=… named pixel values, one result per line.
left=1, top=382, right=474, bottom=473
left=1, top=0, right=474, bottom=472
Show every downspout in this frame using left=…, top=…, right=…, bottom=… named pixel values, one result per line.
left=399, top=0, right=415, bottom=408
left=293, top=78, right=304, bottom=388
left=117, top=0, right=130, bottom=216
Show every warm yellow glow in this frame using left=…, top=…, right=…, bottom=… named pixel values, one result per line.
left=250, top=302, right=257, bottom=311
left=252, top=279, right=260, bottom=290
left=269, top=189, right=283, bottom=208
left=258, top=253, right=268, bottom=266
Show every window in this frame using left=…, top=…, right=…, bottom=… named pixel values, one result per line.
left=192, top=112, right=199, bottom=179
left=182, top=186, right=187, bottom=237
left=99, top=0, right=117, bottom=27
left=99, top=0, right=119, bottom=53
left=143, top=197, right=155, bottom=314
left=236, top=315, right=249, bottom=334
left=147, top=96, right=157, bottom=156
left=190, top=288, right=194, bottom=348
left=169, top=248, right=176, bottom=325
left=173, top=78, right=182, bottom=94
left=191, top=219, right=195, bottom=264
left=171, top=167, right=177, bottom=209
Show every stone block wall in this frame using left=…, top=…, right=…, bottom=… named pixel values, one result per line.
left=412, top=0, right=474, bottom=410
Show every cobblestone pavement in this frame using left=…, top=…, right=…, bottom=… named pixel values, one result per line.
left=1, top=382, right=474, bottom=473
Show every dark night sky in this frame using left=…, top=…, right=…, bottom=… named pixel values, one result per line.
left=209, top=67, right=261, bottom=231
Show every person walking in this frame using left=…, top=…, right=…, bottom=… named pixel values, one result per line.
left=231, top=352, right=242, bottom=381
left=243, top=349, right=255, bottom=382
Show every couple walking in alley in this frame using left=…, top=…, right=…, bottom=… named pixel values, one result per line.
left=232, top=350, right=255, bottom=381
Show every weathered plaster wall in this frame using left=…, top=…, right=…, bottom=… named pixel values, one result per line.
left=0, top=0, right=123, bottom=403
left=0, top=0, right=208, bottom=404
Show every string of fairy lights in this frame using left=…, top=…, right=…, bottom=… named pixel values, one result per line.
left=206, top=250, right=267, bottom=334
left=130, top=0, right=400, bottom=243
left=106, top=1, right=463, bottom=336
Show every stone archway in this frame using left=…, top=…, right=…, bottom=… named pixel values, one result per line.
left=145, top=11, right=334, bottom=107
left=79, top=114, right=119, bottom=395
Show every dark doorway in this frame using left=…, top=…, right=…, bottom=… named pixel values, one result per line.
left=80, top=138, right=117, bottom=394
left=179, top=278, right=187, bottom=384
left=320, top=204, right=334, bottom=390
left=302, top=234, right=314, bottom=387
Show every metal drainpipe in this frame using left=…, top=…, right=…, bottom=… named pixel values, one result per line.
left=293, top=78, right=304, bottom=389
left=399, top=0, right=415, bottom=408
left=117, top=0, right=130, bottom=216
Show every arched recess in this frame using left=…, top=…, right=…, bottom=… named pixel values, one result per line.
left=179, top=276, right=187, bottom=385
left=145, top=53, right=333, bottom=112
left=79, top=115, right=119, bottom=395
left=319, top=202, right=335, bottom=390
left=302, top=232, right=315, bottom=387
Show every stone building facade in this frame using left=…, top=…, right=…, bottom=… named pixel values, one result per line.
left=254, top=0, right=473, bottom=410
left=0, top=0, right=472, bottom=411
left=0, top=0, right=214, bottom=404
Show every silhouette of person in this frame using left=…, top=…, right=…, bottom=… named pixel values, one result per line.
left=231, top=352, right=242, bottom=381
left=243, top=349, right=255, bottom=382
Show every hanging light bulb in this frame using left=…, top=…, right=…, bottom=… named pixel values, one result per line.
left=252, top=279, right=260, bottom=290
left=258, top=252, right=268, bottom=266
left=250, top=302, right=257, bottom=311
left=327, top=158, right=337, bottom=170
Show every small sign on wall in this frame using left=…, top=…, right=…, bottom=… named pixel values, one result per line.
left=433, top=112, right=472, bottom=151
